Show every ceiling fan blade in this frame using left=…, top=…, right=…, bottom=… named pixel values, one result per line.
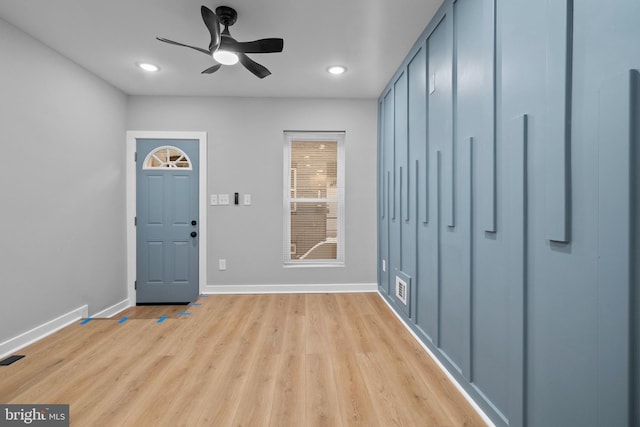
left=231, top=38, right=284, bottom=54
left=201, top=6, right=221, bottom=52
left=201, top=64, right=222, bottom=74
left=156, top=37, right=211, bottom=56
left=238, top=53, right=271, bottom=79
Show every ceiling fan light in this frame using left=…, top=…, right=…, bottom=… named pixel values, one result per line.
left=213, top=50, right=239, bottom=65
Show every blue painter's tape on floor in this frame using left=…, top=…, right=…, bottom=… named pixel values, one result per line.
left=157, top=316, right=167, bottom=323
left=178, top=311, right=192, bottom=316
left=199, top=294, right=209, bottom=298
left=80, top=318, right=93, bottom=325
left=189, top=302, right=201, bottom=306
left=118, top=317, right=128, bottom=324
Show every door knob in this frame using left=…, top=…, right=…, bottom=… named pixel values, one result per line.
left=190, top=231, right=198, bottom=238
left=191, top=220, right=197, bottom=226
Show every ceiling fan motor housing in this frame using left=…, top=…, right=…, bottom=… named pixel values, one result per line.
left=215, top=6, right=237, bottom=27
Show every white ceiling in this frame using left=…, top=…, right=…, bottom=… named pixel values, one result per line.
left=0, top=0, right=443, bottom=99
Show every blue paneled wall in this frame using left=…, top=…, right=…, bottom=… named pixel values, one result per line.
left=377, top=1, right=640, bottom=426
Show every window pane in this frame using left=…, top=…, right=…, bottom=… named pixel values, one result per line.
left=290, top=201, right=337, bottom=260
left=144, top=146, right=192, bottom=169
left=284, top=131, right=344, bottom=266
left=290, top=141, right=337, bottom=199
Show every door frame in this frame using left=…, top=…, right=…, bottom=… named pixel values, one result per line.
left=126, top=131, right=208, bottom=306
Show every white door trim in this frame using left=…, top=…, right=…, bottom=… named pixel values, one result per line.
left=126, top=131, right=208, bottom=306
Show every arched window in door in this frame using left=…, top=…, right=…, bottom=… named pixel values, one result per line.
left=143, top=146, right=192, bottom=170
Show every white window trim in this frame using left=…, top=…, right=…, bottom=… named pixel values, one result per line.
left=283, top=131, right=345, bottom=267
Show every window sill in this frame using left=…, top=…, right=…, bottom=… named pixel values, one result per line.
left=283, top=261, right=345, bottom=268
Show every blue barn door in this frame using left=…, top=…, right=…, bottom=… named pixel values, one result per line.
left=136, top=139, right=199, bottom=303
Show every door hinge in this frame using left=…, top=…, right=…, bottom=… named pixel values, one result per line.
left=134, top=152, right=137, bottom=162
left=134, top=216, right=137, bottom=226
left=134, top=280, right=137, bottom=290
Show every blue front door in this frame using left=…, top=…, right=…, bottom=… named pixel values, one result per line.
left=136, top=139, right=199, bottom=303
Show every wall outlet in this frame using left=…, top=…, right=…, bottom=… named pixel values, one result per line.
left=218, top=259, right=226, bottom=270
left=210, top=194, right=218, bottom=205
left=218, top=194, right=229, bottom=205
left=243, top=194, right=252, bottom=205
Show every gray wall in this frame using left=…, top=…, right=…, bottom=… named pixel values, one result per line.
left=378, top=0, right=640, bottom=426
left=0, top=18, right=128, bottom=344
left=127, top=96, right=377, bottom=287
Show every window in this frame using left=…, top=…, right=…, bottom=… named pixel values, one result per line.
left=284, top=131, right=345, bottom=266
left=143, top=146, right=192, bottom=170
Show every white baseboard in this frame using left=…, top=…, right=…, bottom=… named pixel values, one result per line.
left=204, top=283, right=378, bottom=294
left=0, top=305, right=88, bottom=361
left=91, top=299, right=130, bottom=318
left=377, top=292, right=496, bottom=427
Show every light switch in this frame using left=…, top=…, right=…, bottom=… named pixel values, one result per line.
left=210, top=194, right=218, bottom=206
left=218, top=194, right=229, bottom=205
left=243, top=194, right=252, bottom=205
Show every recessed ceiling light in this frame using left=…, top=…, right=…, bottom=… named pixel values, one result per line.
left=327, top=65, right=347, bottom=75
left=137, top=62, right=160, bottom=72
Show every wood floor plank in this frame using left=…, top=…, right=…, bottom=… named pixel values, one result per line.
left=305, top=294, right=330, bottom=355
left=254, top=294, right=286, bottom=355
left=321, top=294, right=352, bottom=354
left=332, top=350, right=380, bottom=427
left=118, top=304, right=188, bottom=319
left=75, top=355, right=175, bottom=426
left=289, top=293, right=306, bottom=316
left=117, top=351, right=195, bottom=426
left=305, top=353, right=344, bottom=427
left=230, top=353, right=279, bottom=427
left=269, top=353, right=305, bottom=427
left=0, top=321, right=116, bottom=400
left=148, top=296, right=262, bottom=427
left=363, top=297, right=482, bottom=426
left=281, top=310, right=306, bottom=355
left=192, top=319, right=265, bottom=426
left=336, top=293, right=377, bottom=353
left=5, top=320, right=155, bottom=404
left=123, top=308, right=250, bottom=426
left=270, top=297, right=307, bottom=425
left=357, top=351, right=429, bottom=427
left=0, top=293, right=487, bottom=427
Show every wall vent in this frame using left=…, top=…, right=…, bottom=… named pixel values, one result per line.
left=395, top=276, right=408, bottom=305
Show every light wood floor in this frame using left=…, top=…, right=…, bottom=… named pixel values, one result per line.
left=0, top=293, right=486, bottom=426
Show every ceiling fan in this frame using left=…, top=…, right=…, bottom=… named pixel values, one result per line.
left=157, top=5, right=284, bottom=78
